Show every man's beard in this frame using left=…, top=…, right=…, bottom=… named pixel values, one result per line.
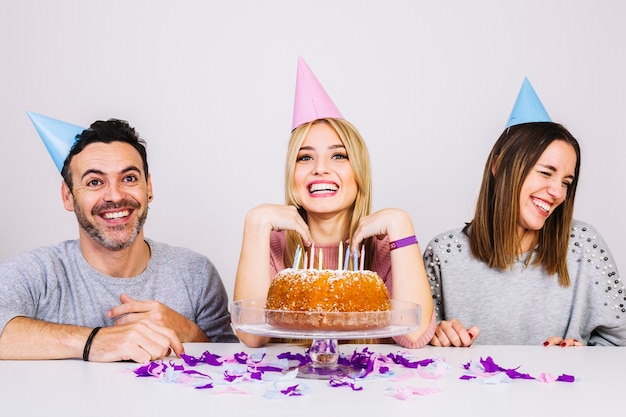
left=74, top=198, right=148, bottom=250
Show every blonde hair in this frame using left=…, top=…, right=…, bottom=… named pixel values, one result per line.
left=283, top=118, right=375, bottom=269
left=468, top=122, right=581, bottom=287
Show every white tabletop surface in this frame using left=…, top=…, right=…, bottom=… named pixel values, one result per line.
left=0, top=342, right=623, bottom=416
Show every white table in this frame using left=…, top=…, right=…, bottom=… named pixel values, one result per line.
left=0, top=342, right=623, bottom=416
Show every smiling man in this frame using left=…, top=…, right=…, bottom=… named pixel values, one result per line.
left=0, top=118, right=237, bottom=363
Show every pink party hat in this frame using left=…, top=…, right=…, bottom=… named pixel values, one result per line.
left=292, top=56, right=343, bottom=130
left=505, top=77, right=551, bottom=128
left=27, top=112, right=85, bottom=172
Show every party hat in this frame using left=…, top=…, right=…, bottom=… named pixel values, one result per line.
left=292, top=56, right=343, bottom=130
left=505, top=77, right=551, bottom=128
left=27, top=112, right=85, bottom=172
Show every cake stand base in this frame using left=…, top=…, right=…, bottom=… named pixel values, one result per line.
left=296, top=363, right=361, bottom=380
left=296, top=338, right=361, bottom=380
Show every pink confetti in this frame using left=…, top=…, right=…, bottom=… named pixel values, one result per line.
left=416, top=364, right=446, bottom=379
left=539, top=373, right=556, bottom=383
left=388, top=386, right=441, bottom=400
left=213, top=386, right=252, bottom=395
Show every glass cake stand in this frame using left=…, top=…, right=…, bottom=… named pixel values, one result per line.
left=231, top=299, right=421, bottom=379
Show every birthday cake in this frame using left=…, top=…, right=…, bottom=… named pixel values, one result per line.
left=265, top=268, right=392, bottom=331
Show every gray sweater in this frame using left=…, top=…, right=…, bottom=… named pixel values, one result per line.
left=424, top=219, right=625, bottom=345
left=0, top=238, right=238, bottom=343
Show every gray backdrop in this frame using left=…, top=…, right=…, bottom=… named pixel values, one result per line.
left=2, top=0, right=624, bottom=302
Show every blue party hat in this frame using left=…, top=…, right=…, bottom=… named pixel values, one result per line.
left=505, top=77, right=551, bottom=128
left=27, top=112, right=85, bottom=172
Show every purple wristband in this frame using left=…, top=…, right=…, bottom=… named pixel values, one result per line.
left=389, top=235, right=418, bottom=251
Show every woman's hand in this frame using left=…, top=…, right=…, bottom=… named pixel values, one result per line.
left=430, top=318, right=480, bottom=347
left=350, top=208, right=413, bottom=250
left=234, top=203, right=311, bottom=348
left=245, top=204, right=312, bottom=246
left=543, top=336, right=582, bottom=347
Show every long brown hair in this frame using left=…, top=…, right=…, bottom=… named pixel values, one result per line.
left=467, top=122, right=581, bottom=287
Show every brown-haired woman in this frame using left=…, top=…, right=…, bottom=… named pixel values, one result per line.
left=425, top=121, right=624, bottom=347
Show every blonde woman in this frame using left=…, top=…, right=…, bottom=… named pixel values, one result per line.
left=234, top=58, right=435, bottom=348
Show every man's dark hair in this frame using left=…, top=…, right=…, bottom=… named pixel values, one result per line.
left=61, top=119, right=148, bottom=189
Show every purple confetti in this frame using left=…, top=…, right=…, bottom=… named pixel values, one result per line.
left=479, top=356, right=501, bottom=373
left=387, top=352, right=435, bottom=369
left=556, top=374, right=575, bottom=383
left=277, top=351, right=309, bottom=366
left=280, top=385, right=303, bottom=396
left=182, top=369, right=212, bottom=378
left=132, top=349, right=578, bottom=400
left=461, top=356, right=576, bottom=383
left=329, top=376, right=363, bottom=391
left=181, top=351, right=223, bottom=367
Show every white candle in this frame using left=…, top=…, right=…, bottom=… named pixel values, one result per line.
left=359, top=245, right=365, bottom=270
left=309, top=242, right=315, bottom=269
left=318, top=248, right=323, bottom=270
left=338, top=241, right=343, bottom=270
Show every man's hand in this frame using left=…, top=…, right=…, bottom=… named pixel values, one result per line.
left=87, top=320, right=183, bottom=363
left=108, top=294, right=208, bottom=343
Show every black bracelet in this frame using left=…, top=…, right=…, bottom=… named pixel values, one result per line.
left=82, top=327, right=102, bottom=362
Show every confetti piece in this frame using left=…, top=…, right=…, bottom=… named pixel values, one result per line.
left=386, top=386, right=441, bottom=400
left=131, top=349, right=577, bottom=399
left=329, top=375, right=363, bottom=391
left=264, top=381, right=311, bottom=399
left=556, top=374, right=575, bottom=383
left=460, top=356, right=575, bottom=384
